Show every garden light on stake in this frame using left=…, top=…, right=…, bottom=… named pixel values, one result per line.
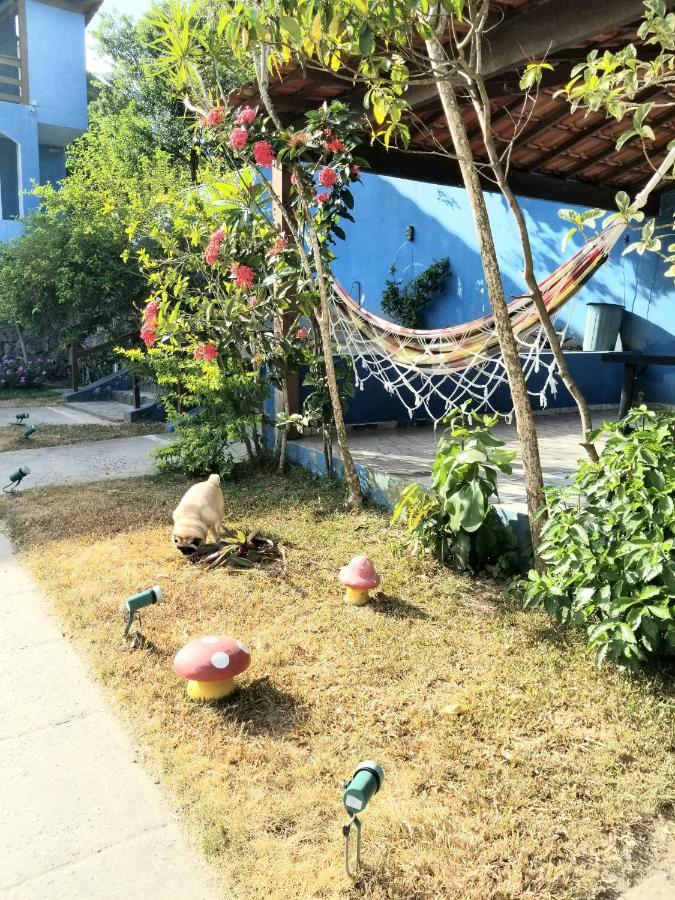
left=341, top=760, right=384, bottom=877
left=123, top=586, right=162, bottom=637
left=12, top=412, right=29, bottom=426
left=23, top=425, right=37, bottom=439
left=3, top=465, right=31, bottom=493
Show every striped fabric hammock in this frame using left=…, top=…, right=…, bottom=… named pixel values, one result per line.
left=327, top=153, right=673, bottom=423
left=328, top=221, right=626, bottom=421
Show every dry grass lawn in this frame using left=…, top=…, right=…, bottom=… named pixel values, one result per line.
left=0, top=422, right=163, bottom=451
left=0, top=386, right=64, bottom=407
left=2, top=471, right=674, bottom=900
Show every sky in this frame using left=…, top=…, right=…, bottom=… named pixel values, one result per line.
left=86, top=0, right=156, bottom=75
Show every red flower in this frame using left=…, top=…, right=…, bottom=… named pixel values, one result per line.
left=324, top=138, right=345, bottom=153
left=248, top=296, right=258, bottom=308
left=269, top=235, right=288, bottom=255
left=323, top=128, right=333, bottom=138
left=319, top=166, right=338, bottom=187
left=316, top=192, right=330, bottom=204
left=235, top=105, right=256, bottom=126
left=296, top=327, right=308, bottom=341
left=350, top=164, right=361, bottom=177
left=204, top=228, right=225, bottom=265
left=202, top=106, right=225, bottom=128
left=194, top=343, right=218, bottom=361
left=140, top=323, right=156, bottom=348
left=144, top=299, right=160, bottom=321
left=229, top=127, right=248, bottom=150
left=253, top=139, right=275, bottom=168
left=232, top=262, right=255, bottom=290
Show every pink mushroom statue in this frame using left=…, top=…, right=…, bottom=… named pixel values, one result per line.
left=339, top=554, right=381, bottom=606
left=173, top=635, right=251, bottom=700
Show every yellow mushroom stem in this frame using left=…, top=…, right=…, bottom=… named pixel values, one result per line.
left=186, top=678, right=236, bottom=700
left=344, top=586, right=371, bottom=606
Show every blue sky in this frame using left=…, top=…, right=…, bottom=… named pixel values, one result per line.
left=86, top=0, right=156, bottom=74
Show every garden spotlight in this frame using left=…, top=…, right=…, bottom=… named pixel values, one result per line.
left=23, top=425, right=37, bottom=439
left=341, top=760, right=384, bottom=877
left=124, top=585, right=163, bottom=637
left=13, top=412, right=29, bottom=426
left=3, top=465, right=31, bottom=493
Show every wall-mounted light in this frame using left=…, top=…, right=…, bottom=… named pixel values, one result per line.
left=405, top=225, right=415, bottom=242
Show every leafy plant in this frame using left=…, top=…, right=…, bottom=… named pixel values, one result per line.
left=381, top=258, right=450, bottom=328
left=523, top=406, right=675, bottom=670
left=392, top=405, right=519, bottom=573
left=0, top=355, right=54, bottom=389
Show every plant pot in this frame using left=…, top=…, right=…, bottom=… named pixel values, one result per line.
left=582, top=302, right=624, bottom=352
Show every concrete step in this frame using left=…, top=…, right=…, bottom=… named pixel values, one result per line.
left=111, top=389, right=154, bottom=406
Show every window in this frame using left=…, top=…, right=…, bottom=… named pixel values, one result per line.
left=0, top=133, right=20, bottom=218
left=0, top=1, right=25, bottom=103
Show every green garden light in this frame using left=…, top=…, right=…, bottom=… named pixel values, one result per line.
left=13, top=412, right=29, bottom=426
left=341, top=760, right=384, bottom=877
left=124, top=585, right=163, bottom=637
left=23, top=425, right=37, bottom=439
left=3, top=465, right=31, bottom=493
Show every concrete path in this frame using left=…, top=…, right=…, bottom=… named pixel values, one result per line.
left=0, top=533, right=222, bottom=899
left=0, top=434, right=174, bottom=488
left=64, top=401, right=138, bottom=423
left=0, top=404, right=124, bottom=427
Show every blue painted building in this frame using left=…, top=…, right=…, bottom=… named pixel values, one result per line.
left=0, top=0, right=98, bottom=243
left=331, top=174, right=675, bottom=416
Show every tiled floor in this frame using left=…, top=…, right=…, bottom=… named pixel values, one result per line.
left=297, top=410, right=616, bottom=513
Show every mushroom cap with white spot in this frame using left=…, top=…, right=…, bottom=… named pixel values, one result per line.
left=173, top=635, right=251, bottom=682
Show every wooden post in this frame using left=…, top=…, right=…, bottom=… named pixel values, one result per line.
left=132, top=373, right=141, bottom=410
left=69, top=343, right=79, bottom=392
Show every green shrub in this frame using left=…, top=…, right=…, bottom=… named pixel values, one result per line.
left=524, top=406, right=675, bottom=669
left=392, top=406, right=519, bottom=574
left=155, top=416, right=236, bottom=480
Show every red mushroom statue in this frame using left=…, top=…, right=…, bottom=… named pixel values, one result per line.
left=339, top=554, right=381, bottom=606
left=173, top=635, right=251, bottom=700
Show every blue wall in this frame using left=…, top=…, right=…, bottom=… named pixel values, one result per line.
left=331, top=174, right=675, bottom=412
left=0, top=101, right=40, bottom=217
left=26, top=0, right=88, bottom=136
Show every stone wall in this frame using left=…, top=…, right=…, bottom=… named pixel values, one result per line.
left=0, top=321, right=65, bottom=368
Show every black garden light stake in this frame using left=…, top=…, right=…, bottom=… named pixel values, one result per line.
left=3, top=465, right=31, bottom=493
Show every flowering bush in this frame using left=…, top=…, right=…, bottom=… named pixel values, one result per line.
left=0, top=355, right=53, bottom=389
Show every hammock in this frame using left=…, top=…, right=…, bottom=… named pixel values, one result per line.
left=328, top=221, right=626, bottom=422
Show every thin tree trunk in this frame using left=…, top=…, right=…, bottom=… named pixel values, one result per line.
left=273, top=313, right=288, bottom=474
left=469, top=79, right=599, bottom=462
left=15, top=326, right=27, bottom=364
left=425, top=37, right=546, bottom=557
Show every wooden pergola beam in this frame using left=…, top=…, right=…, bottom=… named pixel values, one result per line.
left=405, top=0, right=674, bottom=110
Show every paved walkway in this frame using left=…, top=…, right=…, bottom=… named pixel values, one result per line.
left=298, top=410, right=616, bottom=513
left=0, top=404, right=125, bottom=427
left=0, top=533, right=222, bottom=899
left=0, top=434, right=174, bottom=488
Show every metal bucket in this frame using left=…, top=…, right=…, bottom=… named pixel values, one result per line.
left=583, top=302, right=624, bottom=352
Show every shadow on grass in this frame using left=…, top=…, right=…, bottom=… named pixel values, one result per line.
left=214, top=675, right=306, bottom=736
left=370, top=591, right=430, bottom=621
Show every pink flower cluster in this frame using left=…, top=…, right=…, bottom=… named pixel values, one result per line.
left=235, top=106, right=257, bottom=126
left=296, top=327, right=308, bottom=341
left=324, top=138, right=345, bottom=153
left=204, top=228, right=225, bottom=266
left=229, top=127, right=248, bottom=150
left=253, top=139, right=275, bottom=167
left=231, top=262, right=256, bottom=291
left=316, top=192, right=330, bottom=204
left=141, top=299, right=160, bottom=348
left=200, top=106, right=225, bottom=128
left=193, top=343, right=219, bottom=361
left=269, top=235, right=289, bottom=255
left=319, top=166, right=338, bottom=187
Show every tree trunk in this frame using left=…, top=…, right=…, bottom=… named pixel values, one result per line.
left=424, top=37, right=546, bottom=557
left=469, top=79, right=599, bottom=462
left=15, top=326, right=27, bottom=364
left=273, top=313, right=288, bottom=474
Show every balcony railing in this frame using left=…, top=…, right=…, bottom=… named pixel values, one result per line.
left=0, top=52, right=24, bottom=104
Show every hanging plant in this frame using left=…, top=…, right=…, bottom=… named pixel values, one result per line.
left=381, top=257, right=450, bottom=328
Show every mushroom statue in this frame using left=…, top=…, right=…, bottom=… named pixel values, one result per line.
left=173, top=635, right=251, bottom=700
left=339, top=555, right=381, bottom=606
